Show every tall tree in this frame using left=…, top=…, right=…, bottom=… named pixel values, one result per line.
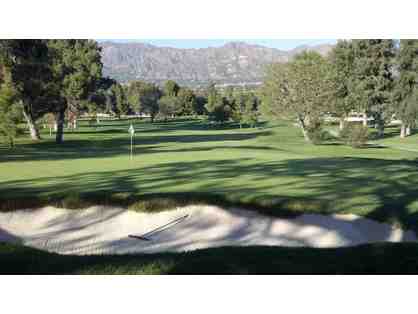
left=224, top=86, right=235, bottom=107
left=261, top=51, right=333, bottom=141
left=350, top=39, right=395, bottom=136
left=204, top=83, right=232, bottom=123
left=110, top=82, right=129, bottom=117
left=0, top=64, right=22, bottom=147
left=48, top=40, right=103, bottom=143
left=231, top=89, right=259, bottom=128
left=163, top=80, right=180, bottom=97
left=194, top=94, right=207, bottom=115
left=204, top=83, right=218, bottom=113
left=126, top=81, right=141, bottom=113
left=157, top=95, right=178, bottom=121
left=328, top=40, right=356, bottom=130
left=177, top=87, right=197, bottom=116
left=0, top=39, right=52, bottom=140
left=231, top=88, right=245, bottom=128
left=243, top=92, right=259, bottom=128
left=88, top=77, right=115, bottom=116
left=393, top=39, right=418, bottom=138
left=127, top=81, right=161, bottom=122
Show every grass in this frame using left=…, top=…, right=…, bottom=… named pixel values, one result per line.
left=2, top=241, right=418, bottom=274
left=1, top=118, right=418, bottom=229
left=2, top=118, right=418, bottom=274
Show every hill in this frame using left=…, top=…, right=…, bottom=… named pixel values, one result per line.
left=100, top=41, right=334, bottom=87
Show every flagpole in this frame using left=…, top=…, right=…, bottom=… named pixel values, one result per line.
left=129, top=124, right=135, bottom=161
left=130, top=133, right=133, bottom=160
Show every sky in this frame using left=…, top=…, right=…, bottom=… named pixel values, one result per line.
left=99, top=39, right=337, bottom=50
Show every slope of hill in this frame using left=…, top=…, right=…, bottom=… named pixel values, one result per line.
left=100, top=41, right=334, bottom=87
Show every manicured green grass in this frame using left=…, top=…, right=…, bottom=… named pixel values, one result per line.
left=2, top=241, right=418, bottom=274
left=1, top=118, right=418, bottom=230
left=2, top=119, right=418, bottom=274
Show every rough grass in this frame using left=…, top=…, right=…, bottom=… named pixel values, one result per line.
left=1, top=241, right=418, bottom=274
left=0, top=191, right=315, bottom=218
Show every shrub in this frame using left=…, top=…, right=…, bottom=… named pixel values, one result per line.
left=340, top=124, right=369, bottom=148
left=306, top=121, right=332, bottom=145
left=128, top=197, right=187, bottom=213
left=59, top=192, right=88, bottom=209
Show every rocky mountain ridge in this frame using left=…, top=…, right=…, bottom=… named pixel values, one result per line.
left=100, top=41, right=334, bottom=87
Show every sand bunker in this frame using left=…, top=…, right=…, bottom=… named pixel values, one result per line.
left=0, top=205, right=416, bottom=255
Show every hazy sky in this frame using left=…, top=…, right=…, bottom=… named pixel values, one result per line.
left=100, top=39, right=337, bottom=50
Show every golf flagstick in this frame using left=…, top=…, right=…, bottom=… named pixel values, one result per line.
left=128, top=124, right=135, bottom=160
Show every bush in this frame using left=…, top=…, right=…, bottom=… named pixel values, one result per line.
left=306, top=121, right=332, bottom=145
left=340, top=124, right=369, bottom=148
left=128, top=197, right=188, bottom=213
left=59, top=192, right=89, bottom=209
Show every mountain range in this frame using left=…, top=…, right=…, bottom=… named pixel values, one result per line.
left=100, top=41, right=334, bottom=87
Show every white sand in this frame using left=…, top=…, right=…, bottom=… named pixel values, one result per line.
left=0, top=205, right=415, bottom=255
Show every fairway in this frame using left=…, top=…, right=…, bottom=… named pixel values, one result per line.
left=1, top=118, right=418, bottom=231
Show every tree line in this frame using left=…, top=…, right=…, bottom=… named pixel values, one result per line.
left=261, top=39, right=418, bottom=142
left=123, top=80, right=260, bottom=127
left=0, top=39, right=262, bottom=147
left=1, top=39, right=417, bottom=147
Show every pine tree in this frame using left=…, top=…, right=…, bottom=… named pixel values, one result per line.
left=126, top=81, right=161, bottom=122
left=111, top=83, right=129, bottom=117
left=204, top=82, right=218, bottom=114
left=163, top=80, right=180, bottom=97
left=158, top=95, right=178, bottom=121
left=329, top=40, right=356, bottom=130
left=48, top=40, right=103, bottom=143
left=0, top=66, right=21, bottom=148
left=0, top=40, right=53, bottom=141
left=231, top=88, right=245, bottom=128
left=242, top=93, right=259, bottom=128
left=177, top=87, right=197, bottom=116
left=393, top=39, right=418, bottom=138
left=350, top=40, right=395, bottom=136
left=231, top=89, right=259, bottom=128
left=204, top=83, right=231, bottom=123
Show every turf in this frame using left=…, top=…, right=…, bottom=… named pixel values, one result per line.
left=1, top=241, right=418, bottom=274
left=1, top=118, right=418, bottom=231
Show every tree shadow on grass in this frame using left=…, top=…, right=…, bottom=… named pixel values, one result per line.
left=2, top=156, right=418, bottom=232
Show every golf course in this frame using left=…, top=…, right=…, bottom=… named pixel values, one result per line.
left=1, top=39, right=418, bottom=275
left=1, top=117, right=418, bottom=274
